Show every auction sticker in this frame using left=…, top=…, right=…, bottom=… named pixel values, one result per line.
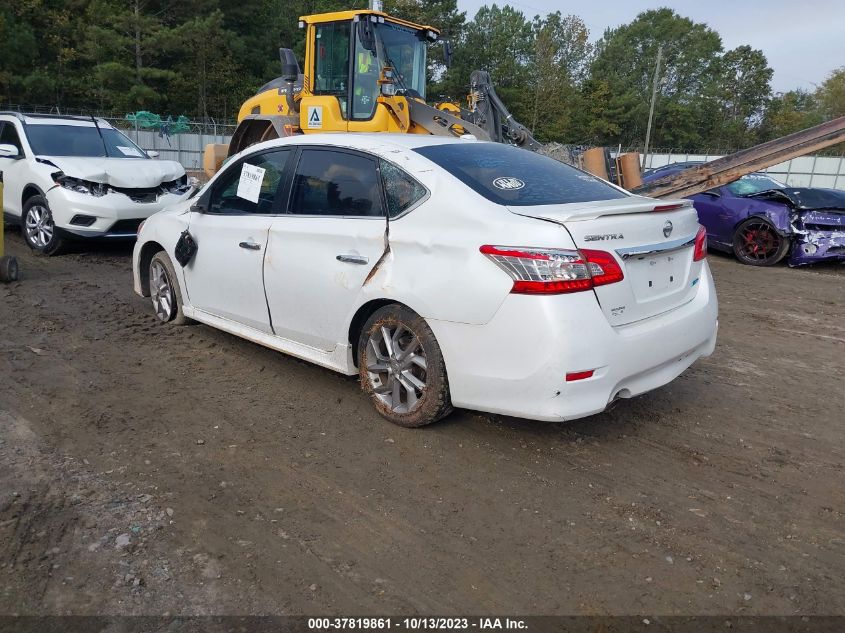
left=492, top=177, right=525, bottom=190
left=237, top=163, right=266, bottom=203
left=116, top=145, right=143, bottom=157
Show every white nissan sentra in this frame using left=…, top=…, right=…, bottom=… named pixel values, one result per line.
left=133, top=134, right=717, bottom=427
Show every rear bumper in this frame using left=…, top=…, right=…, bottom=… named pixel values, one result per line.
left=428, top=262, right=718, bottom=422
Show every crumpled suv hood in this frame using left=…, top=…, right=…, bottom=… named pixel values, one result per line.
left=39, top=156, right=186, bottom=187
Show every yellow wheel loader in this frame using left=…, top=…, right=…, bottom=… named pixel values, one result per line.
left=203, top=8, right=541, bottom=177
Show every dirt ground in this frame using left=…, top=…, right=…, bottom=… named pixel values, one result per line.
left=1, top=226, right=844, bottom=616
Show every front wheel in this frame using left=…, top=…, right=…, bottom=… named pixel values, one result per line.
left=149, top=251, right=189, bottom=325
left=358, top=304, right=452, bottom=427
left=732, top=218, right=790, bottom=266
left=22, top=196, right=65, bottom=255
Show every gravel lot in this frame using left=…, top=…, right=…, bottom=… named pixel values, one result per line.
left=1, top=227, right=843, bottom=616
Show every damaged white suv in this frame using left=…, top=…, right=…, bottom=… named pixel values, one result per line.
left=0, top=112, right=192, bottom=255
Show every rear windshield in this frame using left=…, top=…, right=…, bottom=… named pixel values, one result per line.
left=414, top=143, right=627, bottom=207
left=25, top=124, right=148, bottom=159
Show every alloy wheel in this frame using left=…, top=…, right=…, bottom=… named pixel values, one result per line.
left=25, top=205, right=54, bottom=249
left=365, top=324, right=428, bottom=414
left=737, top=221, right=783, bottom=263
left=150, top=260, right=175, bottom=322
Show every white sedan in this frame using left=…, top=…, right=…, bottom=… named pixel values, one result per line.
left=133, top=134, right=718, bottom=427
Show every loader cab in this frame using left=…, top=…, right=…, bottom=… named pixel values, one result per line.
left=303, top=10, right=436, bottom=129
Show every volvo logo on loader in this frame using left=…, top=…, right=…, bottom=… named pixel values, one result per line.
left=663, top=220, right=674, bottom=238
left=307, top=105, right=323, bottom=129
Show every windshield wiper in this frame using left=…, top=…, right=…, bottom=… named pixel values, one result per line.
left=90, top=116, right=108, bottom=157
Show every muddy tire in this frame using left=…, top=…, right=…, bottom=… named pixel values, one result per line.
left=0, top=255, right=18, bottom=282
left=22, top=196, right=65, bottom=255
left=732, top=217, right=790, bottom=266
left=358, top=304, right=452, bottom=427
left=149, top=251, right=189, bottom=325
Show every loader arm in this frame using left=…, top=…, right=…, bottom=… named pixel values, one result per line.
left=464, top=70, right=543, bottom=151
left=634, top=116, right=845, bottom=199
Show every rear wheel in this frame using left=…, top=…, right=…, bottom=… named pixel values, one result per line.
left=358, top=305, right=452, bottom=427
left=149, top=251, right=189, bottom=325
left=22, top=196, right=65, bottom=255
left=732, top=218, right=790, bottom=266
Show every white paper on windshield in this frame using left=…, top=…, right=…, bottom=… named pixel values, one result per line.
left=236, top=163, right=265, bottom=204
left=116, top=145, right=143, bottom=157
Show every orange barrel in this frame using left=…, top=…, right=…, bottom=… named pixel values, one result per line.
left=581, top=147, right=609, bottom=180
left=616, top=152, right=643, bottom=190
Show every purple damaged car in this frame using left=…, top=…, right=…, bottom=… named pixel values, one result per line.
left=642, top=162, right=845, bottom=266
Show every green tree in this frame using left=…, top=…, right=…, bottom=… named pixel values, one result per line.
left=527, top=12, right=591, bottom=141
left=709, top=45, right=773, bottom=148
left=816, top=67, right=845, bottom=119
left=759, top=90, right=824, bottom=140
left=440, top=4, right=532, bottom=113
left=587, top=8, right=724, bottom=148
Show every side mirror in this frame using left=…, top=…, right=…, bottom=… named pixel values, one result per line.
left=700, top=189, right=721, bottom=198
left=442, top=40, right=453, bottom=68
left=356, top=19, right=376, bottom=54
left=146, top=150, right=159, bottom=158
left=0, top=143, right=20, bottom=159
left=279, top=48, right=300, bottom=83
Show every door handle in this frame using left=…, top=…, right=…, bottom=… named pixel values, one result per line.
left=336, top=254, right=369, bottom=265
left=239, top=241, right=262, bottom=251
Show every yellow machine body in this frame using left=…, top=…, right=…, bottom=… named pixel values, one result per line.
left=240, top=10, right=438, bottom=135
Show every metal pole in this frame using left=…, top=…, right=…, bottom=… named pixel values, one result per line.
left=642, top=44, right=663, bottom=170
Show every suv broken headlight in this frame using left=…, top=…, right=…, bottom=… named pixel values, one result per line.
left=161, top=174, right=191, bottom=195
left=53, top=173, right=109, bottom=197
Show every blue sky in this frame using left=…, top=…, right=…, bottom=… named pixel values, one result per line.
left=454, top=0, right=845, bottom=93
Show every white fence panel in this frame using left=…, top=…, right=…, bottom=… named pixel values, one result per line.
left=644, top=152, right=845, bottom=191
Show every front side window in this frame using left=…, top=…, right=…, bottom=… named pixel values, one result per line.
left=208, top=149, right=291, bottom=214
left=414, top=142, right=628, bottom=207
left=376, top=22, right=427, bottom=99
left=289, top=149, right=383, bottom=217
left=314, top=22, right=351, bottom=98
left=380, top=159, right=427, bottom=217
left=24, top=123, right=147, bottom=158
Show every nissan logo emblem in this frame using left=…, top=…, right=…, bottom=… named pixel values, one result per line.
left=663, top=220, right=673, bottom=238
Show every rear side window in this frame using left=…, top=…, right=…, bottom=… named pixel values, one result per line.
left=379, top=159, right=427, bottom=217
left=289, top=149, right=383, bottom=216
left=414, top=143, right=628, bottom=207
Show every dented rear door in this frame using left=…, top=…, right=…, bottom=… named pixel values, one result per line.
left=263, top=147, right=387, bottom=351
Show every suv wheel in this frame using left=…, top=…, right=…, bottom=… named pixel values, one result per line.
left=22, top=195, right=65, bottom=255
left=358, top=304, right=453, bottom=427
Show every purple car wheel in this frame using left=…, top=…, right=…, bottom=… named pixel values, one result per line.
left=732, top=218, right=790, bottom=266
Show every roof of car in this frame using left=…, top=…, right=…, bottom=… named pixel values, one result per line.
left=249, top=132, right=480, bottom=153
left=0, top=112, right=112, bottom=127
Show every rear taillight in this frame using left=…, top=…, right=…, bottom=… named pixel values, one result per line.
left=480, top=245, right=624, bottom=295
left=693, top=225, right=707, bottom=261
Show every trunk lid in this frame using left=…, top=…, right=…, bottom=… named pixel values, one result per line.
left=509, top=196, right=705, bottom=326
